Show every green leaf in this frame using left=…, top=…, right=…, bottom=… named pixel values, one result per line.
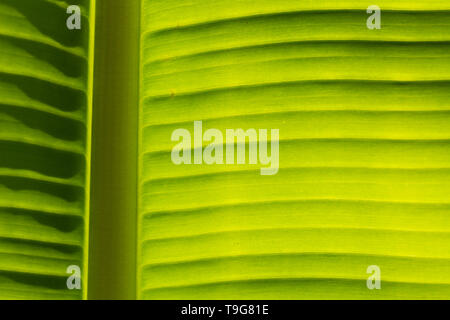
left=139, top=1, right=450, bottom=299
left=2, top=0, right=450, bottom=301
left=0, top=0, right=95, bottom=299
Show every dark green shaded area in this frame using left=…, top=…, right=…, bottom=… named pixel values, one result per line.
left=88, top=0, right=140, bottom=300
left=0, top=0, right=92, bottom=299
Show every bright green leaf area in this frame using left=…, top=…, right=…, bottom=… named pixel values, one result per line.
left=139, top=1, right=450, bottom=299
left=0, top=0, right=94, bottom=299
